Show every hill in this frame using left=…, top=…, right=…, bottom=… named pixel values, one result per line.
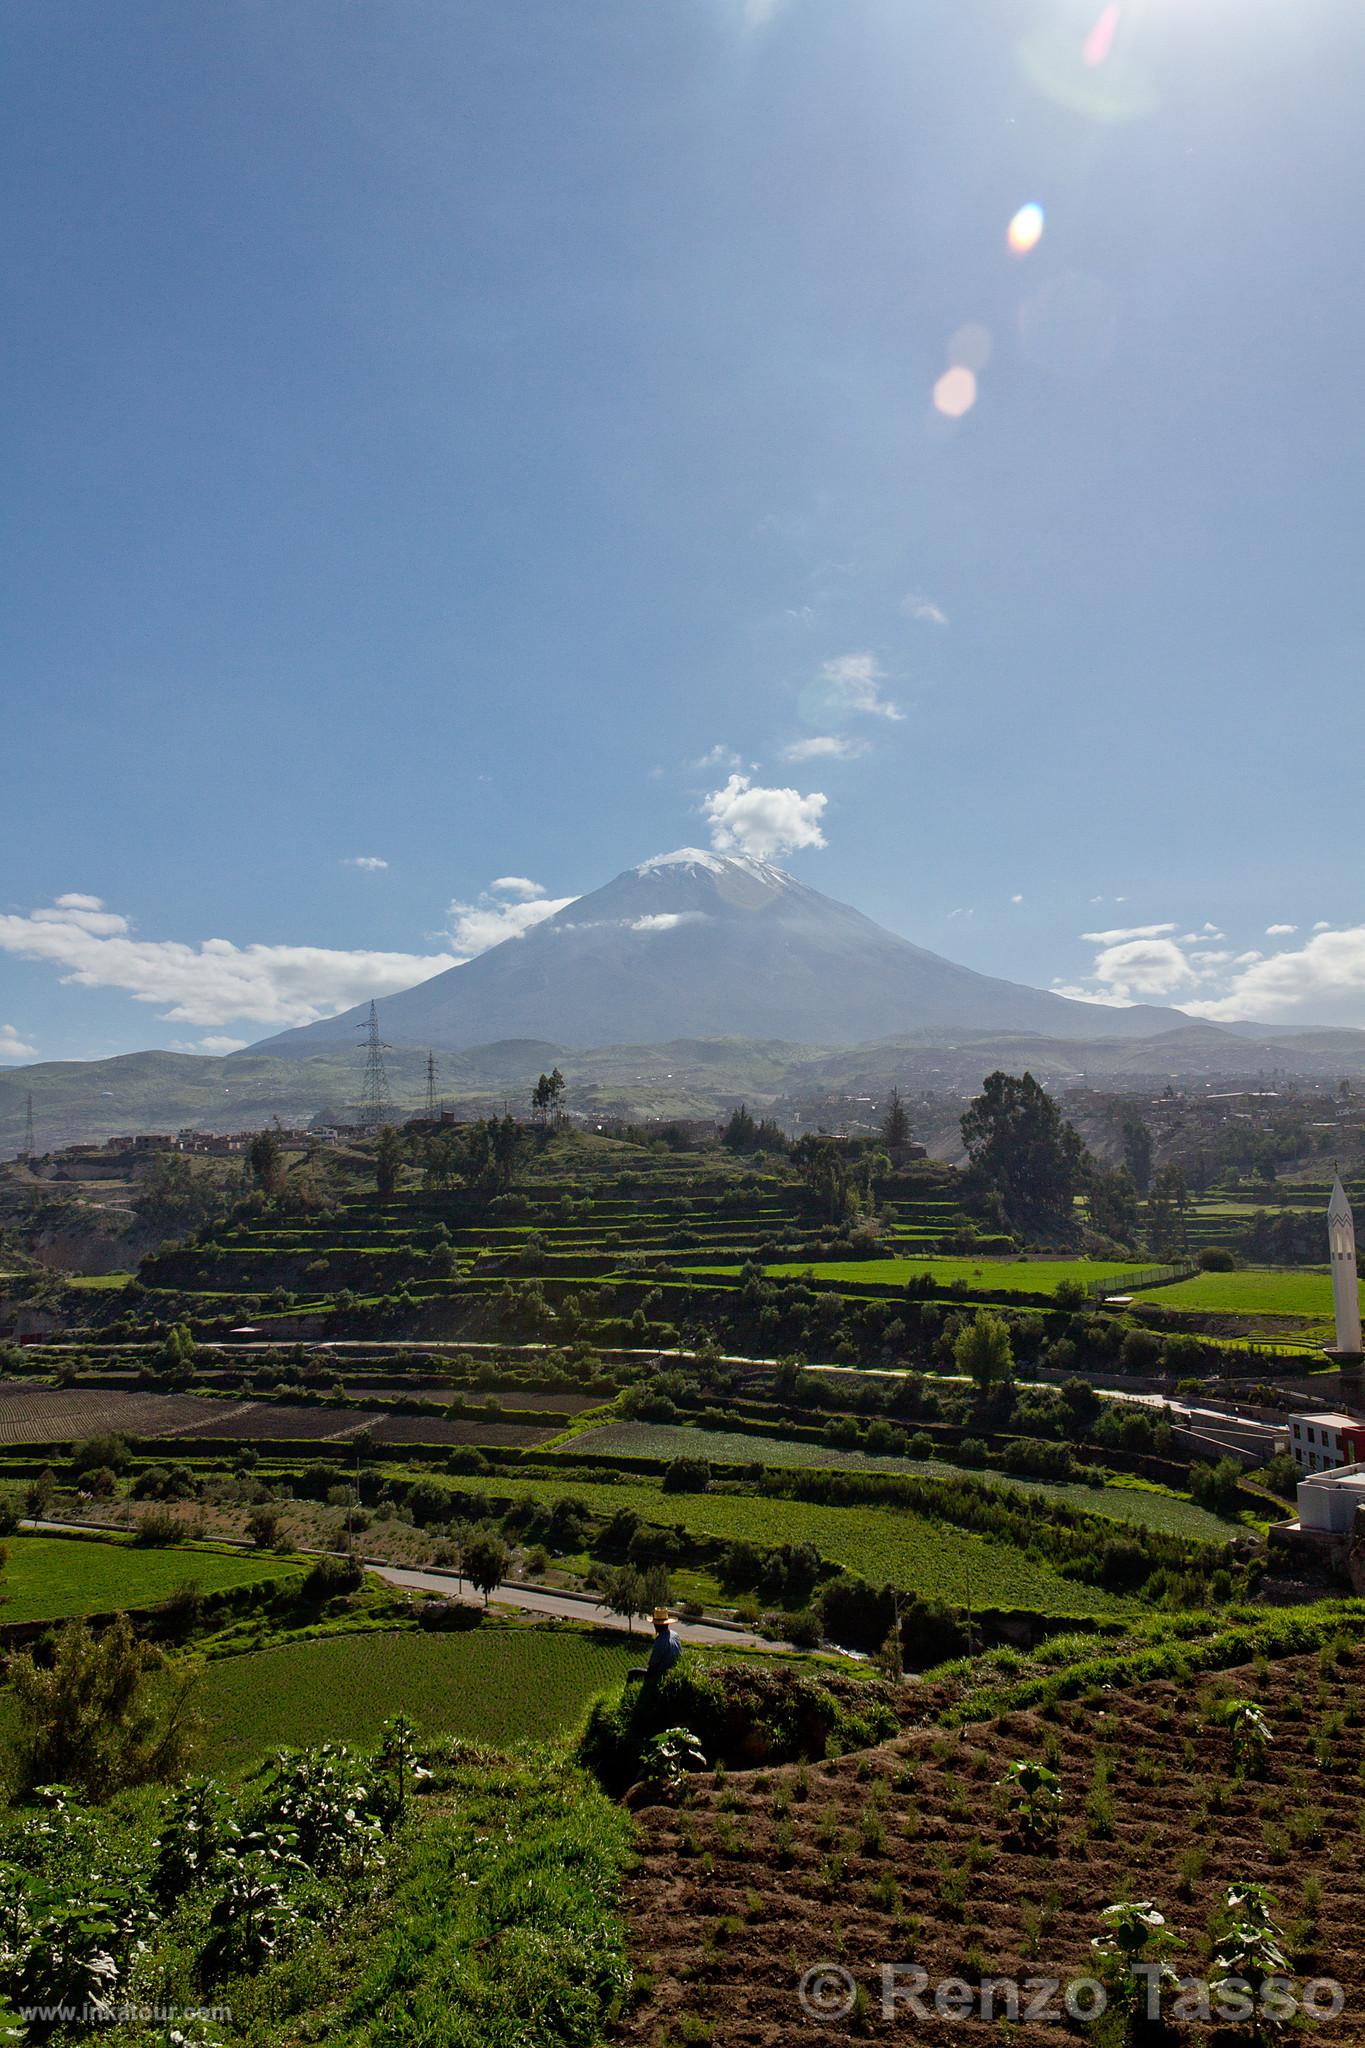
left=252, top=850, right=1183, bottom=1055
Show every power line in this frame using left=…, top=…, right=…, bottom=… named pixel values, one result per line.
left=356, top=1002, right=393, bottom=1129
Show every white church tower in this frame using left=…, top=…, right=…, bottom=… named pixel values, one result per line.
left=1327, top=1176, right=1363, bottom=1359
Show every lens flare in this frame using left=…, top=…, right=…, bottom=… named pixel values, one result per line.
left=932, top=366, right=977, bottom=419
left=1007, top=202, right=1045, bottom=256
left=1083, top=3, right=1121, bottom=70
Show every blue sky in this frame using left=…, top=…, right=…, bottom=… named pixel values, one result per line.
left=4, top=0, right=1364, bottom=1062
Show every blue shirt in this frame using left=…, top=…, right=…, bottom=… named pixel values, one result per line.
left=645, top=1626, right=682, bottom=1680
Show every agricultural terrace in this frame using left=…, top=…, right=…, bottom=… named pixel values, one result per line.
left=559, top=1422, right=1243, bottom=1542
left=1132, top=1265, right=1353, bottom=1320
left=193, top=1625, right=639, bottom=1771
left=392, top=1466, right=1137, bottom=1619
left=680, top=1255, right=1154, bottom=1298
left=0, top=1532, right=302, bottom=1624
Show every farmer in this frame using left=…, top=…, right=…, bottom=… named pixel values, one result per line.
left=627, top=1606, right=683, bottom=1685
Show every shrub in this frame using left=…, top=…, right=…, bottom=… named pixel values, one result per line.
left=301, top=1553, right=364, bottom=1602
left=417, top=1598, right=483, bottom=1631
left=1197, top=1247, right=1237, bottom=1272
left=579, top=1661, right=897, bottom=1796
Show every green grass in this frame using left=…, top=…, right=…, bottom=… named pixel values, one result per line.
left=558, top=1421, right=1240, bottom=1541
left=425, top=1468, right=1132, bottom=1618
left=193, top=1625, right=639, bottom=1771
left=681, top=1255, right=1151, bottom=1297
left=0, top=1532, right=301, bottom=1624
left=63, top=1271, right=133, bottom=1290
left=1132, top=1266, right=1354, bottom=1321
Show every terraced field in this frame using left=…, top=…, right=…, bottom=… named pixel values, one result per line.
left=680, top=1256, right=1152, bottom=1297
left=194, top=1625, right=638, bottom=1769
left=559, top=1422, right=1240, bottom=1541
left=1132, top=1265, right=1350, bottom=1321
left=419, top=1467, right=1133, bottom=1618
left=0, top=1533, right=301, bottom=1624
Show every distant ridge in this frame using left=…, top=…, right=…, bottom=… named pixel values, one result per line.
left=251, top=849, right=1183, bottom=1056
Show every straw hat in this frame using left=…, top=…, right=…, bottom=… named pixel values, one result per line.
left=652, top=1607, right=671, bottom=1625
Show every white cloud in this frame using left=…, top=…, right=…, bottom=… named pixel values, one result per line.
left=1010, top=893, right=1024, bottom=905
left=445, top=893, right=575, bottom=955
left=1189, top=950, right=1233, bottom=966
left=1050, top=982, right=1135, bottom=1008
left=489, top=876, right=545, bottom=901
left=781, top=735, right=869, bottom=763
left=947, top=906, right=975, bottom=921
left=1233, top=950, right=1263, bottom=965
left=0, top=1024, right=38, bottom=1063
left=1266, top=923, right=1297, bottom=937
left=702, top=774, right=828, bottom=859
left=903, top=591, right=949, bottom=627
left=0, top=897, right=459, bottom=1031
left=172, top=1035, right=250, bottom=1055
left=694, top=743, right=743, bottom=773
left=1081, top=921, right=1177, bottom=945
left=1313, top=920, right=1331, bottom=932
left=742, top=0, right=785, bottom=24
left=343, top=856, right=388, bottom=872
left=631, top=912, right=708, bottom=933
left=806, top=652, right=903, bottom=725
left=1092, top=938, right=1196, bottom=999
left=1185, top=925, right=1365, bottom=1025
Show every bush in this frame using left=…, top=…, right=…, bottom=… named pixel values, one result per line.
left=133, top=1507, right=183, bottom=1547
left=417, top=1598, right=483, bottom=1631
left=1197, top=1247, right=1237, bottom=1272
left=301, top=1553, right=364, bottom=1602
left=579, top=1660, right=897, bottom=1795
left=661, top=1457, right=711, bottom=1495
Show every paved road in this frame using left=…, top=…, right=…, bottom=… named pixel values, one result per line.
left=368, top=1561, right=786, bottom=1648
left=19, top=1516, right=786, bottom=1651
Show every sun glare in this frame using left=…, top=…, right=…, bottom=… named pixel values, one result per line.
left=1007, top=202, right=1045, bottom=255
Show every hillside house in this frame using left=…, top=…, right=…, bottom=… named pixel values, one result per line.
left=1290, top=1410, right=1365, bottom=1474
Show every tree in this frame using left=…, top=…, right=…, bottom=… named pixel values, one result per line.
left=1120, top=1115, right=1154, bottom=1196
left=1088, top=1165, right=1139, bottom=1247
left=375, top=1125, right=403, bottom=1202
left=881, top=1087, right=911, bottom=1151
left=600, top=1564, right=648, bottom=1634
left=10, top=1614, right=201, bottom=1800
left=155, top=1321, right=196, bottom=1385
left=529, top=1067, right=566, bottom=1122
left=722, top=1104, right=758, bottom=1153
left=792, top=1135, right=852, bottom=1224
left=1147, top=1164, right=1189, bottom=1257
left=463, top=1532, right=510, bottom=1605
left=247, top=1129, right=285, bottom=1196
left=954, top=1309, right=1014, bottom=1397
left=960, top=1071, right=1086, bottom=1239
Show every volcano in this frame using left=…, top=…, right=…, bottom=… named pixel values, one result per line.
left=251, top=850, right=1179, bottom=1055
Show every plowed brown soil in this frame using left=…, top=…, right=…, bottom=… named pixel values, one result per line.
left=619, top=1649, right=1364, bottom=2047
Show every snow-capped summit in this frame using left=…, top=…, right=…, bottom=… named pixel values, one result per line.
left=255, top=847, right=1181, bottom=1056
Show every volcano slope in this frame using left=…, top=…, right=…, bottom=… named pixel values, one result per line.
left=618, top=1628, right=1364, bottom=2048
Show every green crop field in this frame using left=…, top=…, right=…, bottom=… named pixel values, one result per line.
left=1133, top=1267, right=1352, bottom=1320
left=413, top=1467, right=1131, bottom=1618
left=559, top=1422, right=1239, bottom=1542
left=0, top=1533, right=301, bottom=1625
left=193, top=1626, right=638, bottom=1769
left=681, top=1256, right=1151, bottom=1297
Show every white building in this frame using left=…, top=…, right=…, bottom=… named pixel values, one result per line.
left=1289, top=1410, right=1365, bottom=1475
left=1328, top=1177, right=1363, bottom=1357
left=1296, top=1462, right=1365, bottom=1535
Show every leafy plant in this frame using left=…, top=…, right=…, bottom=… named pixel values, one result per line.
left=995, top=1758, right=1062, bottom=1840
left=639, top=1727, right=706, bottom=1798
left=1224, top=1698, right=1273, bottom=1777
left=1092, top=1899, right=1182, bottom=2018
